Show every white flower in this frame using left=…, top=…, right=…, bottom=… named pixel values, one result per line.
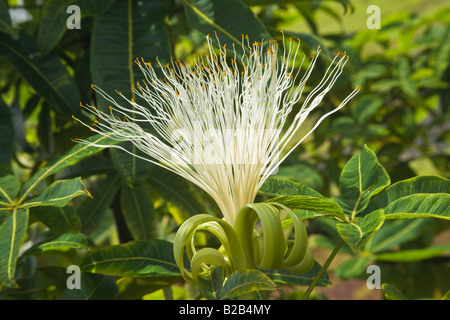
left=74, top=33, right=359, bottom=225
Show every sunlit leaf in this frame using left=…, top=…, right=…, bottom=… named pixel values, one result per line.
left=336, top=145, right=390, bottom=218
left=336, top=209, right=385, bottom=252
left=383, top=193, right=450, bottom=221
left=23, top=232, right=88, bottom=256
left=21, top=177, right=91, bottom=209
left=266, top=195, right=346, bottom=221
left=365, top=175, right=450, bottom=214
left=259, top=177, right=323, bottom=198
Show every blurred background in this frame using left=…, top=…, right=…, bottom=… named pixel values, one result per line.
left=0, top=0, right=449, bottom=299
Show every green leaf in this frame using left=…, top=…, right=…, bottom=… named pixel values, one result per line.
left=19, top=133, right=119, bottom=203
left=337, top=145, right=390, bottom=218
left=0, top=0, right=13, bottom=35
left=335, top=256, right=372, bottom=279
left=383, top=193, right=450, bottom=221
left=33, top=206, right=81, bottom=234
left=267, top=195, right=346, bottom=222
left=369, top=219, right=430, bottom=253
left=77, top=174, right=120, bottom=234
left=336, top=209, right=385, bottom=252
left=220, top=269, right=278, bottom=299
left=61, top=273, right=118, bottom=300
left=264, top=261, right=330, bottom=287
left=180, top=0, right=270, bottom=47
left=21, top=177, right=91, bottom=209
left=81, top=239, right=182, bottom=277
left=0, top=175, right=21, bottom=204
left=197, top=266, right=225, bottom=300
left=90, top=0, right=171, bottom=183
left=147, top=169, right=206, bottom=217
left=351, top=94, right=384, bottom=125
left=0, top=30, right=80, bottom=118
left=442, top=290, right=450, bottom=300
left=0, top=209, right=29, bottom=287
left=57, top=154, right=115, bottom=179
left=120, top=183, right=155, bottom=240
left=275, top=163, right=324, bottom=191
left=22, top=232, right=87, bottom=256
left=259, top=177, right=324, bottom=198
left=116, top=276, right=183, bottom=300
left=38, top=0, right=114, bottom=55
left=382, top=283, right=408, bottom=300
left=365, top=175, right=450, bottom=214
left=0, top=98, right=14, bottom=171
left=375, top=243, right=450, bottom=262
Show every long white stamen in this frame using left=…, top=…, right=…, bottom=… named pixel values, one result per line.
left=74, top=33, right=359, bottom=225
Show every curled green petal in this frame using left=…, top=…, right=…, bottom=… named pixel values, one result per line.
left=235, top=203, right=287, bottom=270
left=283, top=246, right=314, bottom=274
left=190, top=248, right=231, bottom=281
left=272, top=203, right=308, bottom=267
left=173, top=214, right=247, bottom=283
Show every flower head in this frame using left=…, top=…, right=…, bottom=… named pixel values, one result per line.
left=74, top=33, right=359, bottom=225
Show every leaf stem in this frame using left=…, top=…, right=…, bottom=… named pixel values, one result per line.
left=301, top=238, right=344, bottom=300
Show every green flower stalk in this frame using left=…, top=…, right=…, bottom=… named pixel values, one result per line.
left=74, top=33, right=359, bottom=283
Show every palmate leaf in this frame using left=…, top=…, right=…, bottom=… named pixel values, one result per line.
left=0, top=209, right=29, bottom=287
left=0, top=30, right=80, bottom=118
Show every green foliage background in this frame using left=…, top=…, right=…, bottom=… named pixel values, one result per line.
left=0, top=0, right=448, bottom=300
